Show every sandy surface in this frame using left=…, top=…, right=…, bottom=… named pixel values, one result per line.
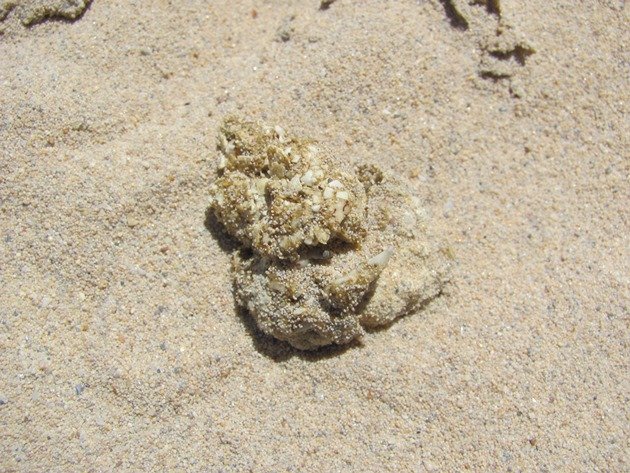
left=1, top=0, right=628, bottom=471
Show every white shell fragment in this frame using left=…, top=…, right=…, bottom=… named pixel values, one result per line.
left=368, top=247, right=394, bottom=267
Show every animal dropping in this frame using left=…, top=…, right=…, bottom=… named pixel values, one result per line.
left=209, top=117, right=447, bottom=350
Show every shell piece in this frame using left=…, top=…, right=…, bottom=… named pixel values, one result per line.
left=211, top=117, right=448, bottom=350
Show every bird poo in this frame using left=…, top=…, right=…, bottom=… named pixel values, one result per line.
left=209, top=117, right=447, bottom=350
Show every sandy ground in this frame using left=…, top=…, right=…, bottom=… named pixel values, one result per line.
left=1, top=0, right=628, bottom=471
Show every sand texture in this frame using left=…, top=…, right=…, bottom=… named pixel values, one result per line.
left=1, top=1, right=628, bottom=471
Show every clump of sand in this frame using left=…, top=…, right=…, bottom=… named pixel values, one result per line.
left=0, top=0, right=91, bottom=26
left=209, top=117, right=447, bottom=349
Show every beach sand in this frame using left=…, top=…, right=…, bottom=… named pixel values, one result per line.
left=1, top=0, right=628, bottom=471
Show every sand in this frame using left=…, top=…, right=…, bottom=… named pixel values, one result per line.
left=1, top=0, right=628, bottom=471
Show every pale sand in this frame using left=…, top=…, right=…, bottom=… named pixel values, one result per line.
left=1, top=1, right=628, bottom=471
